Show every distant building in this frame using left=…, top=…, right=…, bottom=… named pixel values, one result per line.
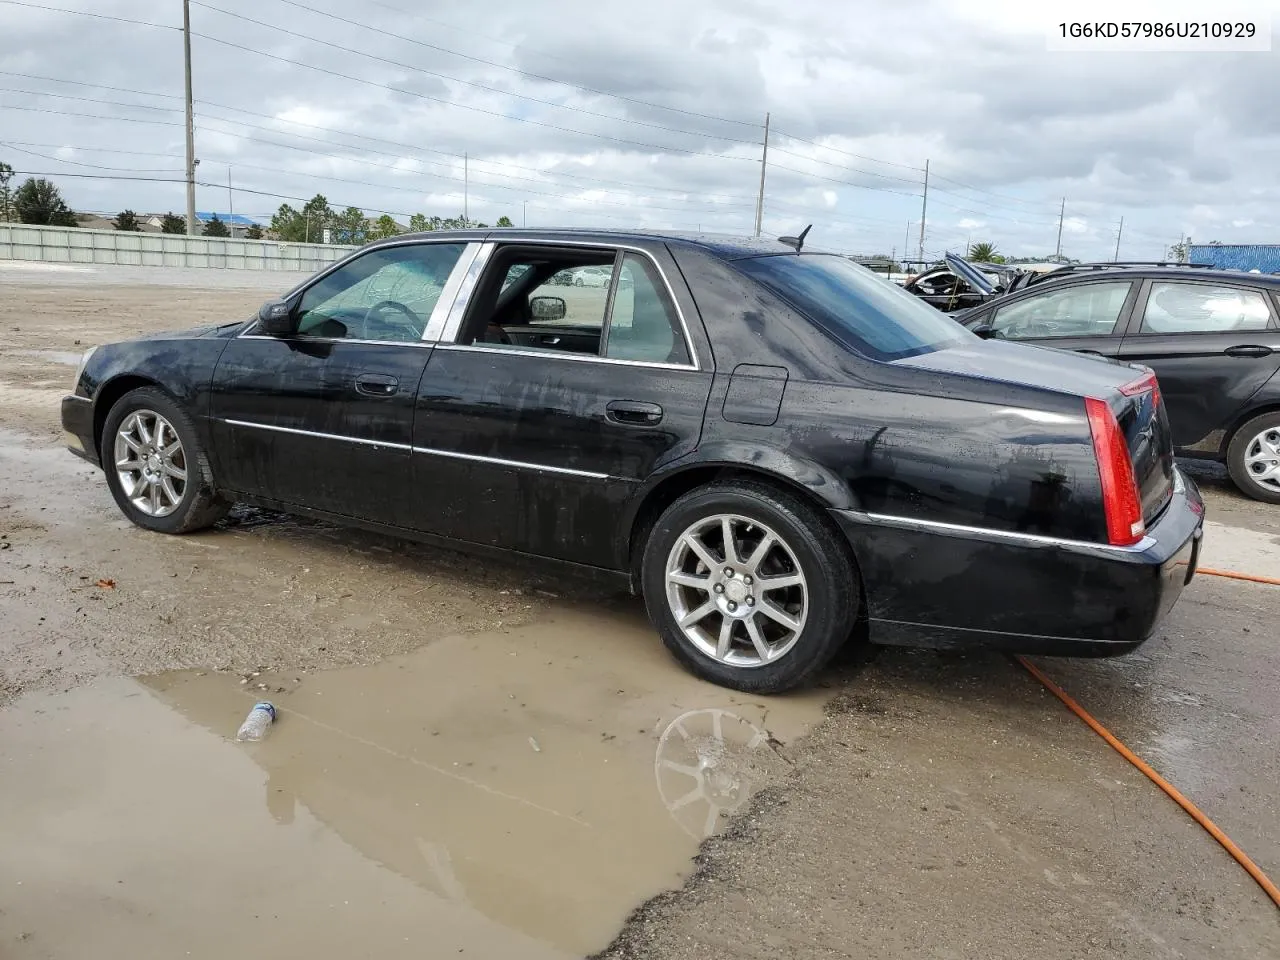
left=193, top=212, right=263, bottom=239
left=1188, top=243, right=1280, bottom=274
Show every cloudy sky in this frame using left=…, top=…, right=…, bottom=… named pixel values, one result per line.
left=1, top=0, right=1276, bottom=261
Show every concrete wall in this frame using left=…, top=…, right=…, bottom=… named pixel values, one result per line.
left=0, top=223, right=356, bottom=272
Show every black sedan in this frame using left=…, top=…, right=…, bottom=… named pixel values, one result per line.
left=955, top=263, right=1280, bottom=503
left=62, top=230, right=1204, bottom=693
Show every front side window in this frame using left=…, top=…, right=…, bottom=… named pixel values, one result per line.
left=294, top=243, right=465, bottom=341
left=735, top=254, right=969, bottom=361
left=1139, top=281, right=1271, bottom=334
left=987, top=281, right=1132, bottom=340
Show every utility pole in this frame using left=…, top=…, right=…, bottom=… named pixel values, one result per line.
left=1054, top=197, right=1065, bottom=261
left=463, top=153, right=468, bottom=225
left=226, top=166, right=233, bottom=225
left=754, top=111, right=770, bottom=238
left=916, top=159, right=929, bottom=264
left=1113, top=216, right=1124, bottom=262
left=904, top=222, right=912, bottom=265
left=183, top=0, right=196, bottom=236
left=522, top=200, right=526, bottom=228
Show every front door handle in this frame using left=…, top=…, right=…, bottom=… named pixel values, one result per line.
left=1076, top=349, right=1103, bottom=356
left=1224, top=345, right=1273, bottom=359
left=354, top=373, right=399, bottom=397
left=606, top=400, right=663, bottom=425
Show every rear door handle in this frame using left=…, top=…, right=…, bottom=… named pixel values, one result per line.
left=1075, top=349, right=1103, bottom=356
left=1224, top=345, right=1273, bottom=358
left=606, top=400, right=663, bottom=425
left=354, top=373, right=399, bottom=397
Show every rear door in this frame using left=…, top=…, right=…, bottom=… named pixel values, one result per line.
left=969, top=279, right=1138, bottom=358
left=1116, top=279, right=1280, bottom=450
left=209, top=241, right=468, bottom=524
left=409, top=240, right=713, bottom=569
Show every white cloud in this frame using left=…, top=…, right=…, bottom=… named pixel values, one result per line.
left=1, top=0, right=1274, bottom=257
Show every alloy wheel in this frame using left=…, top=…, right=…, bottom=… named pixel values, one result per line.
left=665, top=514, right=809, bottom=668
left=114, top=409, right=188, bottom=518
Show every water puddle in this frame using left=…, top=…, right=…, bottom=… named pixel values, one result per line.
left=0, top=607, right=826, bottom=958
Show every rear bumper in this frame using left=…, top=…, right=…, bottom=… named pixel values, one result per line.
left=61, top=394, right=99, bottom=467
left=832, top=468, right=1204, bottom=656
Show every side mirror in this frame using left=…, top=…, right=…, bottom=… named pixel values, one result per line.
left=257, top=299, right=294, bottom=336
left=971, top=324, right=995, bottom=340
left=530, top=296, right=567, bottom=321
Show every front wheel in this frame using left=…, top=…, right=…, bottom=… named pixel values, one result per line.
left=1226, top=412, right=1280, bottom=504
left=101, top=386, right=231, bottom=533
left=641, top=481, right=861, bottom=693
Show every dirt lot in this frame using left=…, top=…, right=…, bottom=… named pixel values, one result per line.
left=1, top=263, right=1278, bottom=959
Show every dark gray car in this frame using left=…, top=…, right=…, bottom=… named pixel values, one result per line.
left=958, top=264, right=1280, bottom=503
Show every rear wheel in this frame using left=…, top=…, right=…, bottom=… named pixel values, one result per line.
left=641, top=481, right=860, bottom=693
left=102, top=386, right=231, bottom=533
left=1226, top=412, right=1280, bottom=504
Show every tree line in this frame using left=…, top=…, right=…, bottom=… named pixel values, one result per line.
left=0, top=166, right=517, bottom=243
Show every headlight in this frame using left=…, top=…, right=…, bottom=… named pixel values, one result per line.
left=72, top=346, right=98, bottom=395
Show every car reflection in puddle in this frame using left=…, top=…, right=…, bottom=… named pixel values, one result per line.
left=122, top=607, right=825, bottom=957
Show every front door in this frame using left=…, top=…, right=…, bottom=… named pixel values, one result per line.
left=209, top=241, right=467, bottom=525
left=1117, top=279, right=1280, bottom=450
left=410, top=242, right=713, bottom=569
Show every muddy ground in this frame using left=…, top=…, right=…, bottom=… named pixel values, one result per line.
left=1, top=263, right=1278, bottom=959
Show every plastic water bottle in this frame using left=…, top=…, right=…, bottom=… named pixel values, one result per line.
left=236, top=702, right=276, bottom=742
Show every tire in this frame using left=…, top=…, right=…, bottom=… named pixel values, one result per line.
left=1226, top=411, right=1280, bottom=504
left=101, top=386, right=232, bottom=533
left=641, top=480, right=861, bottom=693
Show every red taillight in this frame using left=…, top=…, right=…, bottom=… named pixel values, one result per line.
left=1085, top=396, right=1145, bottom=546
left=1119, top=369, right=1161, bottom=407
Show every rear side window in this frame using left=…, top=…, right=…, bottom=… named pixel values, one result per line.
left=735, top=254, right=969, bottom=361
left=988, top=281, right=1131, bottom=340
left=1139, top=282, right=1271, bottom=334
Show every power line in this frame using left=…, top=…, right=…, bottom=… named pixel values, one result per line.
left=0, top=88, right=758, bottom=207
left=191, top=0, right=757, bottom=145
left=0, top=0, right=175, bottom=29
left=771, top=131, right=925, bottom=172
left=186, top=27, right=756, bottom=159
left=766, top=146, right=924, bottom=186
left=271, top=0, right=760, bottom=129
left=0, top=142, right=182, bottom=173
left=0, top=74, right=760, bottom=201
left=0, top=103, right=182, bottom=127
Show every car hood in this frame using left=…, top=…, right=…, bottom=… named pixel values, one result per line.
left=944, top=253, right=996, bottom=295
left=897, top=338, right=1136, bottom=398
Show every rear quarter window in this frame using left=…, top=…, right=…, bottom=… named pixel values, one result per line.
left=734, top=254, right=970, bottom=361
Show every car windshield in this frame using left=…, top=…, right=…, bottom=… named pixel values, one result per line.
left=735, top=254, right=971, bottom=361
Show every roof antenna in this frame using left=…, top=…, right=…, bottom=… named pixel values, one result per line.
left=778, top=224, right=812, bottom=252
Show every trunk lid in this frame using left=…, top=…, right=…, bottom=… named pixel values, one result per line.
left=898, top=340, right=1175, bottom=528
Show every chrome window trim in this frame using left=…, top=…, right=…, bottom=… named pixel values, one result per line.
left=236, top=238, right=476, bottom=342
left=440, top=238, right=701, bottom=370
left=441, top=241, right=497, bottom=342
left=860, top=511, right=1157, bottom=554
left=236, top=335, right=435, bottom=348
left=220, top=418, right=612, bottom=480
left=423, top=242, right=483, bottom=342
left=432, top=342, right=700, bottom=372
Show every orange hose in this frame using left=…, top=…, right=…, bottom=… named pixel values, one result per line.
left=1015, top=655, right=1280, bottom=911
left=1198, top=567, right=1280, bottom=587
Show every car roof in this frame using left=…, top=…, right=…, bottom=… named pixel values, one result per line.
left=1034, top=264, right=1280, bottom=288
left=368, top=227, right=826, bottom=260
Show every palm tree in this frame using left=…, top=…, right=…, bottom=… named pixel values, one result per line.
left=968, top=241, right=998, bottom=262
